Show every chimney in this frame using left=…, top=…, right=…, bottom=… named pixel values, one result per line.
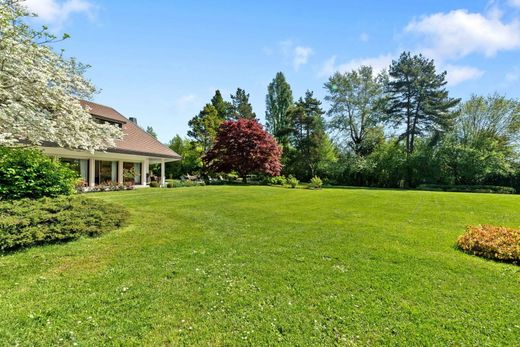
left=129, top=117, right=138, bottom=125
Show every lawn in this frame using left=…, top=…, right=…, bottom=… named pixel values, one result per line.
left=1, top=186, right=519, bottom=345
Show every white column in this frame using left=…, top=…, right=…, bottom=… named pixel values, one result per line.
left=89, top=158, right=95, bottom=187
left=160, top=159, right=165, bottom=187
left=118, top=160, right=124, bottom=184
left=141, top=159, right=148, bottom=186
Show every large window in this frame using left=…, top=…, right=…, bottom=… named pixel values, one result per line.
left=60, top=158, right=89, bottom=184
left=123, top=162, right=142, bottom=185
left=95, top=160, right=118, bottom=184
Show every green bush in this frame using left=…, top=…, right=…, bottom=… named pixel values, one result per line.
left=309, top=176, right=323, bottom=189
left=166, top=182, right=174, bottom=188
left=287, top=175, right=299, bottom=188
left=0, top=196, right=129, bottom=252
left=417, top=184, right=515, bottom=194
left=149, top=181, right=160, bottom=188
left=0, top=147, right=77, bottom=200
left=268, top=176, right=287, bottom=186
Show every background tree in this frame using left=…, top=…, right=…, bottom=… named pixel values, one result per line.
left=204, top=119, right=282, bottom=182
left=285, top=91, right=336, bottom=179
left=166, top=135, right=202, bottom=178
left=211, top=90, right=232, bottom=119
left=146, top=126, right=158, bottom=139
left=187, top=104, right=223, bottom=153
left=325, top=66, right=386, bottom=156
left=0, top=0, right=121, bottom=150
left=265, top=72, right=293, bottom=147
left=386, top=52, right=460, bottom=156
left=229, top=88, right=256, bottom=120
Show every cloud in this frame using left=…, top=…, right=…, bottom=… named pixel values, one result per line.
left=508, top=0, right=520, bottom=9
left=23, top=0, right=94, bottom=27
left=293, top=46, right=313, bottom=70
left=359, top=32, right=369, bottom=43
left=405, top=9, right=520, bottom=60
left=318, top=54, right=394, bottom=78
left=444, top=64, right=484, bottom=85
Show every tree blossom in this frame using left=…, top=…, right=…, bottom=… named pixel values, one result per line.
left=0, top=0, right=122, bottom=151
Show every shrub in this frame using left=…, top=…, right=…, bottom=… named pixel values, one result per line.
left=268, top=176, right=287, bottom=186
left=149, top=182, right=160, bottom=188
left=77, top=183, right=134, bottom=193
left=457, top=225, right=520, bottom=262
left=0, top=196, right=129, bottom=252
left=166, top=182, right=174, bottom=188
left=417, top=184, right=516, bottom=194
left=0, top=147, right=77, bottom=200
left=287, top=175, right=299, bottom=188
left=309, top=176, right=323, bottom=189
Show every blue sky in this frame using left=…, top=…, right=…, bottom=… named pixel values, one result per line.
left=24, top=0, right=520, bottom=143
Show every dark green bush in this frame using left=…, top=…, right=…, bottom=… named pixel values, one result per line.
left=149, top=182, right=160, bottom=188
left=0, top=196, right=129, bottom=252
left=0, top=147, right=77, bottom=200
left=417, top=184, right=515, bottom=194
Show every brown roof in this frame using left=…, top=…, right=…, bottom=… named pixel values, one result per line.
left=80, top=100, right=181, bottom=160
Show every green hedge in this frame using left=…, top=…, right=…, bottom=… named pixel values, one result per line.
left=417, top=184, right=516, bottom=194
left=0, top=196, right=129, bottom=252
left=0, top=147, right=77, bottom=200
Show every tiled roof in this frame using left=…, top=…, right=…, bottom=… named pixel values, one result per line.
left=80, top=100, right=181, bottom=160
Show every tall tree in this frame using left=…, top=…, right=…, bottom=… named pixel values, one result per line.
left=187, top=104, right=223, bottom=153
left=229, top=88, right=256, bottom=120
left=324, top=66, right=386, bottom=156
left=265, top=72, right=293, bottom=147
left=146, top=126, right=158, bottom=139
left=166, top=135, right=202, bottom=178
left=0, top=0, right=122, bottom=150
left=385, top=52, right=460, bottom=155
left=204, top=119, right=282, bottom=182
left=211, top=90, right=232, bottom=119
left=286, top=91, right=336, bottom=179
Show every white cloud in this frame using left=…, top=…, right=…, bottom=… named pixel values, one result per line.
left=405, top=9, right=520, bottom=60
left=318, top=54, right=393, bottom=78
left=444, top=64, right=484, bottom=86
left=23, top=0, right=94, bottom=26
left=508, top=0, right=520, bottom=9
left=293, top=46, right=313, bottom=70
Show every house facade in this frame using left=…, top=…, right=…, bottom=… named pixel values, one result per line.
left=41, top=101, right=180, bottom=187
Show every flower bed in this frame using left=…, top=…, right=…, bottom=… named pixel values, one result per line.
left=457, top=225, right=520, bottom=263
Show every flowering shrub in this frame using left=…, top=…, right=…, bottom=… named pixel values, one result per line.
left=457, top=225, right=520, bottom=262
left=77, top=183, right=135, bottom=193
left=0, top=196, right=129, bottom=251
left=309, top=176, right=323, bottom=189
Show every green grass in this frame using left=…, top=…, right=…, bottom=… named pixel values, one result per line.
left=1, top=186, right=519, bottom=345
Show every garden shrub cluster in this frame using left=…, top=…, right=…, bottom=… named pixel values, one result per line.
left=77, top=183, right=135, bottom=193
left=309, top=176, right=323, bottom=189
left=267, top=176, right=287, bottom=186
left=0, top=196, right=129, bottom=251
left=287, top=175, right=299, bottom=188
left=166, top=180, right=206, bottom=188
left=457, top=225, right=520, bottom=262
left=0, top=147, right=77, bottom=200
left=418, top=184, right=515, bottom=194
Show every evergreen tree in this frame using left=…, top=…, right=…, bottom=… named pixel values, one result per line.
left=146, top=126, right=158, bottom=139
left=265, top=72, right=293, bottom=147
left=211, top=90, right=232, bottom=119
left=187, top=104, right=223, bottom=153
left=386, top=52, right=460, bottom=156
left=229, top=88, right=256, bottom=120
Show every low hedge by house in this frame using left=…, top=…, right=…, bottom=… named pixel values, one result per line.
left=417, top=184, right=516, bottom=194
left=0, top=196, right=129, bottom=252
left=457, top=225, right=520, bottom=263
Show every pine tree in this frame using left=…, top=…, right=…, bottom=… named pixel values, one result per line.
left=386, top=52, right=460, bottom=156
left=146, top=126, right=158, bottom=139
left=211, top=90, right=232, bottom=119
left=229, top=88, right=256, bottom=120
left=265, top=72, right=293, bottom=147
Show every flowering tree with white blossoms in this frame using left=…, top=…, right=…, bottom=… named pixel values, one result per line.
left=0, top=0, right=122, bottom=151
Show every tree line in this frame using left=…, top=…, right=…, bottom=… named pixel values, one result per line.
left=166, top=52, right=520, bottom=190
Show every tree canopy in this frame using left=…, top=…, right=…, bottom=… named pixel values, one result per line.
left=229, top=88, right=257, bottom=120
left=265, top=72, right=293, bottom=147
left=0, top=0, right=121, bottom=150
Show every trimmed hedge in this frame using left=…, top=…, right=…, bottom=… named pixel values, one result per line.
left=457, top=225, right=520, bottom=263
left=0, top=196, right=129, bottom=252
left=417, top=184, right=516, bottom=194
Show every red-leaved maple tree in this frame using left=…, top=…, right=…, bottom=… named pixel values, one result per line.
left=204, top=119, right=282, bottom=182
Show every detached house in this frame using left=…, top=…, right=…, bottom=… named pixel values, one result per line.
left=41, top=101, right=180, bottom=187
